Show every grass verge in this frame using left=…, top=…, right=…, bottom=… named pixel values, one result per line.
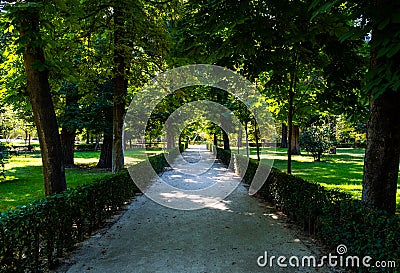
left=0, top=148, right=162, bottom=212
left=249, top=147, right=400, bottom=210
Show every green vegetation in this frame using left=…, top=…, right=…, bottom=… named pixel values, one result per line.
left=0, top=149, right=162, bottom=212
left=0, top=154, right=169, bottom=272
left=217, top=148, right=400, bottom=273
left=0, top=0, right=398, bottom=213
left=250, top=147, right=400, bottom=210
left=0, top=0, right=398, bottom=271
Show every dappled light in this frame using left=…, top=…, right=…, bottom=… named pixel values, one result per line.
left=0, top=0, right=399, bottom=271
left=159, top=191, right=234, bottom=211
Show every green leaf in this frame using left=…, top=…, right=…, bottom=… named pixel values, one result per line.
left=310, top=1, right=337, bottom=21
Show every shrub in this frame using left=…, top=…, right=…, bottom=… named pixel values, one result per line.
left=216, top=147, right=400, bottom=273
left=216, top=147, right=231, bottom=165
left=0, top=153, right=169, bottom=272
left=300, top=126, right=333, bottom=161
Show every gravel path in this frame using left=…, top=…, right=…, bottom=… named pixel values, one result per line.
left=55, top=145, right=332, bottom=273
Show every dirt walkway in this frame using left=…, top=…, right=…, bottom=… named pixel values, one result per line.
left=55, top=145, right=332, bottom=273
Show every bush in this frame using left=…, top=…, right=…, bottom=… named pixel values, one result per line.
left=216, top=147, right=400, bottom=273
left=0, top=153, right=169, bottom=272
left=300, top=126, right=333, bottom=161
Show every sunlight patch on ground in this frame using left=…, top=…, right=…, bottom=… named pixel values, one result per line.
left=158, top=191, right=233, bottom=211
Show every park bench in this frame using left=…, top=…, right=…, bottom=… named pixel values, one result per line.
left=9, top=145, right=35, bottom=156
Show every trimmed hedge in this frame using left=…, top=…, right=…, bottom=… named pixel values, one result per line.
left=0, top=154, right=169, bottom=272
left=149, top=152, right=169, bottom=173
left=216, top=148, right=400, bottom=273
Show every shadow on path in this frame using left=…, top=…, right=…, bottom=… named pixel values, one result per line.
left=55, top=145, right=333, bottom=273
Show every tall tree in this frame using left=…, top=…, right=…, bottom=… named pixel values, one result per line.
left=175, top=0, right=366, bottom=174
left=361, top=0, right=400, bottom=214
left=281, top=123, right=288, bottom=148
left=59, top=82, right=81, bottom=166
left=79, top=0, right=172, bottom=173
left=2, top=1, right=66, bottom=195
left=112, top=2, right=127, bottom=173
left=96, top=81, right=114, bottom=169
left=311, top=0, right=400, bottom=213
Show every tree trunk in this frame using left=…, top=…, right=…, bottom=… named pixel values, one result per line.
left=290, top=124, right=301, bottom=155
left=330, top=121, right=337, bottom=154
left=254, top=118, right=260, bottom=161
left=213, top=133, right=218, bottom=146
left=287, top=72, right=296, bottom=174
left=281, top=123, right=288, bottom=148
left=316, top=151, right=322, bottom=162
left=237, top=129, right=242, bottom=154
left=361, top=0, right=400, bottom=214
left=112, top=5, right=127, bottom=173
left=97, top=132, right=113, bottom=169
left=245, top=122, right=249, bottom=158
left=362, top=90, right=400, bottom=214
left=166, top=130, right=175, bottom=149
left=60, top=83, right=79, bottom=166
left=19, top=10, right=66, bottom=195
left=222, top=129, right=230, bottom=150
left=98, top=90, right=113, bottom=169
left=94, top=135, right=101, bottom=152
left=60, top=128, right=76, bottom=166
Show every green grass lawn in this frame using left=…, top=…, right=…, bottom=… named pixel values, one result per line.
left=250, top=147, right=400, bottom=210
left=0, top=148, right=162, bottom=212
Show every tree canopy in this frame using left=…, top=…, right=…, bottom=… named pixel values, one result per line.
left=0, top=0, right=399, bottom=213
